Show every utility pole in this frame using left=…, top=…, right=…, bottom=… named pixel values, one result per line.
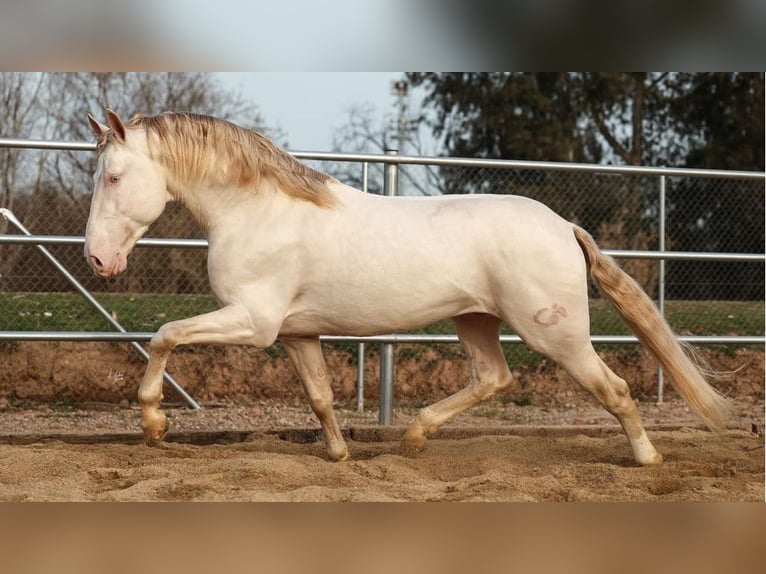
left=390, top=79, right=415, bottom=155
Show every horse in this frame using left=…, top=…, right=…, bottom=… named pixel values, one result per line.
left=84, top=109, right=729, bottom=465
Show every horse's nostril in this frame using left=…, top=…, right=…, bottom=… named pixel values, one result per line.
left=89, top=255, right=104, bottom=270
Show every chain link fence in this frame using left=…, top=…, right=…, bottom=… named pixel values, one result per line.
left=1, top=152, right=763, bottom=338
left=318, top=156, right=765, bottom=341
left=1, top=145, right=764, bottom=412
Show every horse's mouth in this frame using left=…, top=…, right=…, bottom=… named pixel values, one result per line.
left=94, top=267, right=121, bottom=278
left=89, top=254, right=128, bottom=278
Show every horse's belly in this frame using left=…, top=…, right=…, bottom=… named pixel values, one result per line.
left=279, top=289, right=492, bottom=337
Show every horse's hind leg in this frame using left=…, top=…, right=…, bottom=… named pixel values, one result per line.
left=282, top=337, right=349, bottom=462
left=401, top=313, right=512, bottom=456
left=556, top=346, right=663, bottom=465
left=517, top=303, right=662, bottom=465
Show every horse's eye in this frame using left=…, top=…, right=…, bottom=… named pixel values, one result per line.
left=109, top=175, right=121, bottom=185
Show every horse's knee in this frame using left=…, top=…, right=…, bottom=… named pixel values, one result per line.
left=150, top=322, right=182, bottom=353
left=609, top=375, right=631, bottom=401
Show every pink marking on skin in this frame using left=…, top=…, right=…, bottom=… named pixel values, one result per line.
left=533, top=303, right=568, bottom=327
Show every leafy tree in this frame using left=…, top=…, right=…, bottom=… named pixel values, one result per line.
left=408, top=72, right=595, bottom=164
left=665, top=73, right=764, bottom=299
left=670, top=72, right=764, bottom=172
left=406, top=72, right=764, bottom=299
left=408, top=72, right=692, bottom=168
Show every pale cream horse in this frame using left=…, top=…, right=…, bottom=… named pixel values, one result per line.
left=84, top=110, right=729, bottom=465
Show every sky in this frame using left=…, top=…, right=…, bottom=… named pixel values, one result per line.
left=217, top=72, right=409, bottom=152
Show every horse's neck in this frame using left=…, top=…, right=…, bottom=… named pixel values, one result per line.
left=176, top=181, right=292, bottom=235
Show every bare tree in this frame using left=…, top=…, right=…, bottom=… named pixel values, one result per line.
left=0, top=73, right=49, bottom=227
left=43, top=72, right=277, bottom=200
left=1, top=72, right=278, bottom=294
left=0, top=73, right=58, bottom=282
left=327, top=103, right=446, bottom=196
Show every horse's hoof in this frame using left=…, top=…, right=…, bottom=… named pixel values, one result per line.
left=400, top=428, right=427, bottom=458
left=638, top=452, right=663, bottom=466
left=142, top=420, right=168, bottom=446
left=329, top=448, right=350, bottom=462
left=141, top=408, right=168, bottom=446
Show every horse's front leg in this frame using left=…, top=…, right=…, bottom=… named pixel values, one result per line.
left=282, top=337, right=349, bottom=462
left=138, top=304, right=267, bottom=445
left=138, top=347, right=171, bottom=445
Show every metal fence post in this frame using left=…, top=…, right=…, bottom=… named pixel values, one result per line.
left=657, top=175, right=666, bottom=403
left=379, top=150, right=399, bottom=424
left=357, top=161, right=370, bottom=412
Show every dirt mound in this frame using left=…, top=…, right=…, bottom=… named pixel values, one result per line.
left=0, top=342, right=762, bottom=407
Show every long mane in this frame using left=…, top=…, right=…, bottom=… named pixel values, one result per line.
left=123, top=112, right=338, bottom=208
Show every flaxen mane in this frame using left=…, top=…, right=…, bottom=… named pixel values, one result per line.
left=110, top=112, right=337, bottom=208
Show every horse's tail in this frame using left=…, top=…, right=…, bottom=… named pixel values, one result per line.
left=572, top=225, right=730, bottom=430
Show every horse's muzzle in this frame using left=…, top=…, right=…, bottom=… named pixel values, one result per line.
left=85, top=244, right=126, bottom=277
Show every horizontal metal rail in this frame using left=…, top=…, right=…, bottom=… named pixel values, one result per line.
left=0, top=138, right=97, bottom=151
left=603, top=250, right=765, bottom=262
left=1, top=233, right=763, bottom=262
left=1, top=136, right=764, bottom=180
left=0, top=235, right=208, bottom=248
left=295, top=152, right=766, bottom=180
left=1, top=331, right=763, bottom=345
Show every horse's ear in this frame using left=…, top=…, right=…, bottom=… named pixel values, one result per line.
left=105, top=108, right=126, bottom=142
left=87, top=113, right=109, bottom=138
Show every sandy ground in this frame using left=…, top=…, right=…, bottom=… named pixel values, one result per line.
left=0, top=398, right=762, bottom=501
left=0, top=427, right=761, bottom=501
left=1, top=343, right=763, bottom=501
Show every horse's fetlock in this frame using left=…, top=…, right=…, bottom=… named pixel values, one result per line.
left=138, top=387, right=160, bottom=406
left=309, top=396, right=333, bottom=416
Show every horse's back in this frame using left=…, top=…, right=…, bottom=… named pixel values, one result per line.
left=344, top=191, right=585, bottom=281
left=336, top=186, right=575, bottom=244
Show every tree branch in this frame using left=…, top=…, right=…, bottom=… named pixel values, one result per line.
left=630, top=75, right=645, bottom=165
left=589, top=102, right=631, bottom=164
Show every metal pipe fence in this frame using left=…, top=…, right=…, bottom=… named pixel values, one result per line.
left=2, top=331, right=763, bottom=345
left=2, top=233, right=763, bottom=261
left=1, top=136, right=764, bottom=424
left=0, top=208, right=201, bottom=409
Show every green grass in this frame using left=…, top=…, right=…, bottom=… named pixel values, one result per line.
left=0, top=292, right=218, bottom=332
left=2, top=292, right=763, bottom=366
left=398, top=299, right=764, bottom=338
left=399, top=299, right=764, bottom=365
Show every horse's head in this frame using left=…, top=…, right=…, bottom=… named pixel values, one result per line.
left=84, top=110, right=171, bottom=277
